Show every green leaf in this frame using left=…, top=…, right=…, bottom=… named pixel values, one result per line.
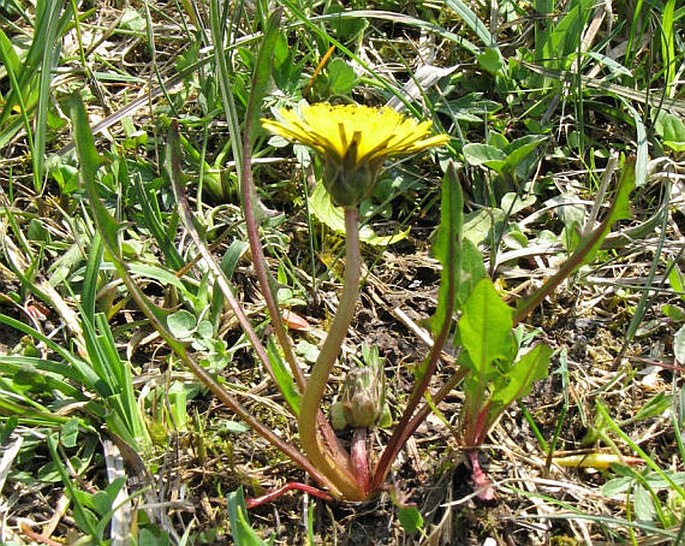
left=490, top=343, right=552, bottom=409
left=427, top=163, right=463, bottom=335
left=662, top=304, right=685, bottom=321
left=463, top=143, right=506, bottom=168
left=226, top=487, right=269, bottom=546
left=167, top=310, right=197, bottom=339
left=267, top=337, right=302, bottom=415
left=138, top=525, right=172, bottom=546
left=120, top=7, right=147, bottom=32
left=668, top=262, right=685, bottom=300
left=246, top=9, right=282, bottom=146
left=633, top=393, right=672, bottom=421
left=634, top=484, right=657, bottom=523
left=60, top=418, right=80, bottom=449
left=127, top=263, right=194, bottom=298
left=326, top=58, right=358, bottom=95
left=457, top=278, right=515, bottom=375
left=541, top=0, right=594, bottom=68
left=477, top=47, right=504, bottom=75
left=462, top=208, right=505, bottom=247
left=66, top=94, right=121, bottom=254
left=578, top=159, right=634, bottom=267
left=444, top=0, right=500, bottom=55
left=675, top=324, right=685, bottom=364
left=456, top=239, right=486, bottom=307
left=514, top=157, right=635, bottom=324
left=501, top=134, right=547, bottom=176
left=220, top=421, right=250, bottom=434
left=132, top=177, right=185, bottom=271
left=397, top=504, right=424, bottom=533
left=308, top=181, right=409, bottom=245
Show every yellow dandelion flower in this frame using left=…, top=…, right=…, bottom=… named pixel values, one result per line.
left=262, top=103, right=450, bottom=207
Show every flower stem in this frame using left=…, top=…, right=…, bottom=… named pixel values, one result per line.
left=298, top=207, right=366, bottom=501
left=241, top=134, right=306, bottom=391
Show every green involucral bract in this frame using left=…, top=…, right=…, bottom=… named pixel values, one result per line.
left=331, top=349, right=390, bottom=430
left=323, top=137, right=383, bottom=207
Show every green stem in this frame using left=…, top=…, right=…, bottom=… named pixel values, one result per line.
left=298, top=207, right=365, bottom=501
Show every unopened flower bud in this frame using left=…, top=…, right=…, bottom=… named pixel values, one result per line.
left=341, top=365, right=385, bottom=428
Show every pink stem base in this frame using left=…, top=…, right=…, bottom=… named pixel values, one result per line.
left=467, top=450, right=496, bottom=501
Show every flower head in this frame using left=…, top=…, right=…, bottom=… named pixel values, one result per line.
left=262, top=103, right=449, bottom=207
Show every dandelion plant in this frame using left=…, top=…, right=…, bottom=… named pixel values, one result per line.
left=262, top=101, right=450, bottom=498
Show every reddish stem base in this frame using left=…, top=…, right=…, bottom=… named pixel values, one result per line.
left=350, top=428, right=370, bottom=496
left=245, top=482, right=334, bottom=509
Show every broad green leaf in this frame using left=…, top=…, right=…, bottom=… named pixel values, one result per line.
left=308, top=181, right=409, bottom=245
left=326, top=1, right=367, bottom=40
left=326, top=58, right=358, bottom=95
left=463, top=143, right=506, bottom=167
left=662, top=304, right=685, bottom=321
left=478, top=47, right=504, bottom=75
left=457, top=239, right=486, bottom=307
left=457, top=278, right=515, bottom=374
left=602, top=475, right=634, bottom=497
left=462, top=208, right=505, bottom=247
left=654, top=110, right=685, bottom=152
left=634, top=484, right=657, bottom=523
left=120, top=7, right=146, bottom=32
left=295, top=339, right=320, bottom=364
left=500, top=192, right=537, bottom=215
left=219, top=421, right=250, bottom=434
left=129, top=263, right=192, bottom=295
left=604, top=469, right=685, bottom=497
left=490, top=343, right=552, bottom=409
left=167, top=310, right=197, bottom=339
left=397, top=504, right=424, bottom=533
left=138, top=525, right=172, bottom=546
left=59, top=418, right=80, bottom=449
